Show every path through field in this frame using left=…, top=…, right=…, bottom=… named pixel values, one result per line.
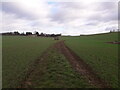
left=54, top=41, right=110, bottom=88
left=21, top=40, right=111, bottom=88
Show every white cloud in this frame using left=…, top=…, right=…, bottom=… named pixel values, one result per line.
left=50, top=2, right=118, bottom=35
left=1, top=1, right=118, bottom=35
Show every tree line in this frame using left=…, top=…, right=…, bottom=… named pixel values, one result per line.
left=1, top=31, right=61, bottom=37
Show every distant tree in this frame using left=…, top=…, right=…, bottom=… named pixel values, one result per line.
left=2, top=32, right=13, bottom=35
left=40, top=33, right=44, bottom=36
left=51, top=34, right=55, bottom=37
left=26, top=32, right=32, bottom=35
left=34, top=31, right=39, bottom=36
left=14, top=31, right=20, bottom=35
left=56, top=34, right=61, bottom=36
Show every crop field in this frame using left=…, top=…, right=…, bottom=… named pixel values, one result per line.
left=2, top=36, right=56, bottom=88
left=62, top=32, right=119, bottom=88
left=2, top=32, right=119, bottom=88
left=2, top=0, right=119, bottom=88
left=22, top=48, right=92, bottom=88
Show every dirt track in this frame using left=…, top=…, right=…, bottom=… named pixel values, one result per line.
left=54, top=41, right=111, bottom=88
left=21, top=40, right=111, bottom=88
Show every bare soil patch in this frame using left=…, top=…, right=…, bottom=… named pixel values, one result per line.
left=106, top=41, right=120, bottom=44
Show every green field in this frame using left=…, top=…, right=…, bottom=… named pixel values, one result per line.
left=2, top=32, right=119, bottom=88
left=26, top=48, right=92, bottom=88
left=63, top=32, right=119, bottom=88
left=2, top=36, right=56, bottom=88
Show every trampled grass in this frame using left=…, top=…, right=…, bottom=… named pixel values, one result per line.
left=2, top=36, right=56, bottom=88
left=27, top=48, right=92, bottom=88
left=63, top=32, right=119, bottom=88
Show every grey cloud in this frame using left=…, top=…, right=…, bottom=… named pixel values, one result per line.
left=85, top=21, right=98, bottom=26
left=1, top=1, right=118, bottom=35
left=2, top=2, right=37, bottom=20
left=49, top=1, right=85, bottom=23
left=118, top=2, right=120, bottom=20
left=95, top=2, right=117, bottom=11
left=50, top=12, right=75, bottom=24
left=87, top=10, right=117, bottom=23
left=58, top=2, right=85, bottom=9
left=50, top=2, right=117, bottom=25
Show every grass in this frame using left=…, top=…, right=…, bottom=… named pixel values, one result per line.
left=2, top=36, right=56, bottom=88
left=2, top=32, right=119, bottom=88
left=62, top=32, right=119, bottom=88
left=27, top=48, right=92, bottom=88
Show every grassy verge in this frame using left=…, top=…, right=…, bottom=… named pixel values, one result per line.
left=62, top=32, right=119, bottom=88
left=27, top=48, right=92, bottom=88
left=2, top=36, right=55, bottom=88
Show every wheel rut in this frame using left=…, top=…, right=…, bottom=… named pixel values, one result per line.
left=53, top=40, right=111, bottom=88
left=20, top=40, right=111, bottom=88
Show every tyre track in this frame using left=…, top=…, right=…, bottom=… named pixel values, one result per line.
left=20, top=40, right=111, bottom=88
left=54, top=40, right=111, bottom=88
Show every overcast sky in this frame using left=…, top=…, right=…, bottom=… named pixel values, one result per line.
left=1, top=0, right=119, bottom=35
